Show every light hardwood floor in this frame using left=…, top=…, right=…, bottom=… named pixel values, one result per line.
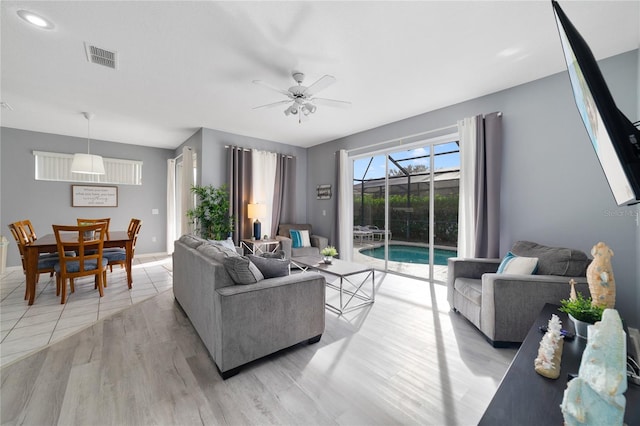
left=0, top=271, right=517, bottom=425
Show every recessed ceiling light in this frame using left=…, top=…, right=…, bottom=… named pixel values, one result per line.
left=17, top=10, right=54, bottom=30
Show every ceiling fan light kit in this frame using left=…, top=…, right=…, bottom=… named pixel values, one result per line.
left=253, top=70, right=350, bottom=124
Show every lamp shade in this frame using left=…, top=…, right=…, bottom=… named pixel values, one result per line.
left=71, top=153, right=105, bottom=175
left=247, top=203, right=267, bottom=219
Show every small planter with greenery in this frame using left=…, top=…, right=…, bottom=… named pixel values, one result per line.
left=320, top=246, right=338, bottom=264
left=186, top=184, right=234, bottom=240
left=559, top=292, right=604, bottom=338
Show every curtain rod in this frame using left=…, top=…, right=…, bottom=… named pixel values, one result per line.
left=346, top=123, right=458, bottom=154
left=345, top=111, right=502, bottom=154
left=224, top=145, right=295, bottom=159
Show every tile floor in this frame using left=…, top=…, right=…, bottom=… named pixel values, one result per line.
left=0, top=254, right=172, bottom=367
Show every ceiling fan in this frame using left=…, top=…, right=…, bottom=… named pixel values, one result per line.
left=253, top=71, right=351, bottom=123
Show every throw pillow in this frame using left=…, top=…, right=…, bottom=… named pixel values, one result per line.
left=260, top=250, right=285, bottom=259
left=497, top=251, right=539, bottom=275
left=247, top=254, right=290, bottom=278
left=209, top=238, right=236, bottom=252
left=223, top=256, right=264, bottom=285
left=290, top=229, right=311, bottom=248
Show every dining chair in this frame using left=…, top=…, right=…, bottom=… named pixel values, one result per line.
left=102, top=218, right=142, bottom=277
left=53, top=223, right=108, bottom=304
left=19, top=219, right=38, bottom=243
left=8, top=222, right=58, bottom=299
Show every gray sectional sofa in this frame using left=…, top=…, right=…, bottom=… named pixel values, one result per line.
left=173, top=234, right=326, bottom=378
left=447, top=241, right=591, bottom=346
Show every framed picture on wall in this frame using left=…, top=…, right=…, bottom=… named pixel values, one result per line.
left=317, top=184, right=332, bottom=200
left=72, top=185, right=118, bottom=207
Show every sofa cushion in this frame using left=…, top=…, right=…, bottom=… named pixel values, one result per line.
left=511, top=241, right=589, bottom=276
left=497, top=251, right=539, bottom=275
left=208, top=238, right=236, bottom=252
left=291, top=246, right=321, bottom=258
left=454, top=277, right=482, bottom=306
left=223, top=256, right=264, bottom=285
left=179, top=234, right=205, bottom=248
left=260, top=250, right=285, bottom=259
left=247, top=254, right=290, bottom=278
left=197, top=242, right=239, bottom=263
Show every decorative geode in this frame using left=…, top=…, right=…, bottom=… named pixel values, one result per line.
left=560, top=309, right=627, bottom=425
left=534, top=314, right=564, bottom=379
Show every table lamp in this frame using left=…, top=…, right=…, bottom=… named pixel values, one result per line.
left=247, top=203, right=267, bottom=240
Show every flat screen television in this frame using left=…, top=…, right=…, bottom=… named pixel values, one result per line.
left=552, top=0, right=640, bottom=206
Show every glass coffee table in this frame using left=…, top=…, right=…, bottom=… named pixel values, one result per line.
left=293, top=256, right=375, bottom=315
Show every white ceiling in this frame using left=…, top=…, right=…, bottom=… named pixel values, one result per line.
left=1, top=1, right=638, bottom=150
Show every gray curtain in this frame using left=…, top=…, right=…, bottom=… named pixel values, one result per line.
left=228, top=146, right=253, bottom=244
left=271, top=155, right=296, bottom=238
left=474, top=112, right=503, bottom=258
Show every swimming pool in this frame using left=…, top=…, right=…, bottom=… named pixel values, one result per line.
left=359, top=245, right=457, bottom=265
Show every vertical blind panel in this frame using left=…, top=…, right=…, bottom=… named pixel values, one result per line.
left=34, top=151, right=143, bottom=185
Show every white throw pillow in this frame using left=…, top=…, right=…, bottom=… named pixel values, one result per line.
left=497, top=251, right=539, bottom=275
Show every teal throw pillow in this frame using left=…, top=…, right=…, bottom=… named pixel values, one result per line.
left=289, top=229, right=311, bottom=248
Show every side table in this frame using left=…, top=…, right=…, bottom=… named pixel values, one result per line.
left=240, top=239, right=280, bottom=255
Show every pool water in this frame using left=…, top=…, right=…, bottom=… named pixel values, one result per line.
left=360, top=245, right=457, bottom=265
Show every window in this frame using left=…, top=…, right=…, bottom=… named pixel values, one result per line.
left=33, top=151, right=143, bottom=185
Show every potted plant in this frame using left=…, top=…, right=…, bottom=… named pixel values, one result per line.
left=186, top=184, right=234, bottom=240
left=320, top=246, right=338, bottom=264
left=559, top=292, right=604, bottom=339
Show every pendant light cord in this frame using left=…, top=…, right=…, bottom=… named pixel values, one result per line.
left=87, top=116, right=91, bottom=155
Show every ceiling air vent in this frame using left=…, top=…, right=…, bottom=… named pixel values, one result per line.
left=84, top=42, right=117, bottom=69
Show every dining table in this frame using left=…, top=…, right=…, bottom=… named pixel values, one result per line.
left=23, top=230, right=133, bottom=305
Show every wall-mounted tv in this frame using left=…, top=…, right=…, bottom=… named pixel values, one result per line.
left=552, top=0, right=640, bottom=206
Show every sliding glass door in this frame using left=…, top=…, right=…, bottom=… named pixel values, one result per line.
left=352, top=138, right=459, bottom=283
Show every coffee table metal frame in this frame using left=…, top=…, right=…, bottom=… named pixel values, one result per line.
left=293, top=256, right=375, bottom=315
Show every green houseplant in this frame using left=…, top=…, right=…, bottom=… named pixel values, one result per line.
left=559, top=292, right=604, bottom=338
left=186, top=184, right=234, bottom=240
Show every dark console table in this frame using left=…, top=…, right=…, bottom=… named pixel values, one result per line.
left=479, top=303, right=639, bottom=425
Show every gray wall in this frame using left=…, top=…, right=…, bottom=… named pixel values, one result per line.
left=175, top=127, right=309, bottom=225
left=1, top=127, right=174, bottom=267
left=307, top=50, right=640, bottom=328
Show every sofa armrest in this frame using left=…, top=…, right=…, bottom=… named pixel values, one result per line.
left=447, top=257, right=501, bottom=308
left=275, top=236, right=292, bottom=259
left=214, top=273, right=326, bottom=371
left=310, top=235, right=328, bottom=252
left=480, top=274, right=589, bottom=343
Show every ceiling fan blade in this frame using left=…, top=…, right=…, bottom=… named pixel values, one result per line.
left=252, top=80, right=291, bottom=97
left=253, top=100, right=292, bottom=110
left=303, top=75, right=336, bottom=96
left=312, top=97, right=352, bottom=108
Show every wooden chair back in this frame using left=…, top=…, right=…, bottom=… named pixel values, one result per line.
left=8, top=222, right=28, bottom=269
left=76, top=218, right=111, bottom=239
left=53, top=223, right=108, bottom=304
left=128, top=218, right=143, bottom=251
left=17, top=219, right=38, bottom=242
left=9, top=220, right=57, bottom=299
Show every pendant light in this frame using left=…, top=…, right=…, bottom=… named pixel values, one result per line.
left=71, top=112, right=105, bottom=175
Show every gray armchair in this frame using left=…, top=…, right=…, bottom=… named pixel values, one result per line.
left=447, top=241, right=591, bottom=346
left=276, top=224, right=329, bottom=259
